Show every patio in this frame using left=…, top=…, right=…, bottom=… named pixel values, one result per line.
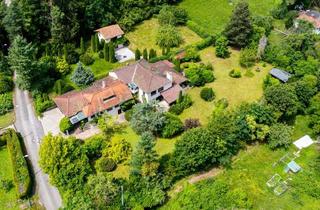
left=115, top=47, right=135, bottom=63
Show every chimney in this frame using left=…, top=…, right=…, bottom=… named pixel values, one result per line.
left=166, top=71, right=173, bottom=82
left=102, top=80, right=106, bottom=88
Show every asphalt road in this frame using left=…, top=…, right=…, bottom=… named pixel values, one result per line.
left=14, top=86, right=62, bottom=210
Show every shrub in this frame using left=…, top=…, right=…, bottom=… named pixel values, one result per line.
left=184, top=118, right=201, bottom=130
left=186, top=20, right=210, bottom=38
left=182, top=47, right=200, bottom=62
left=0, top=179, right=13, bottom=192
left=0, top=75, right=13, bottom=94
left=149, top=55, right=170, bottom=63
left=161, top=113, right=184, bottom=138
left=32, top=92, right=54, bottom=115
left=66, top=51, right=79, bottom=65
left=215, top=35, right=229, bottom=58
left=98, top=51, right=104, bottom=59
left=0, top=93, right=13, bottom=115
left=59, top=117, right=72, bottom=133
left=135, top=49, right=141, bottom=61
left=184, top=63, right=215, bottom=86
left=79, top=53, right=94, bottom=65
left=4, top=129, right=31, bottom=198
left=169, top=94, right=193, bottom=115
left=200, top=87, right=215, bottom=101
left=215, top=98, right=229, bottom=109
left=229, top=69, right=242, bottom=78
left=268, top=123, right=293, bottom=149
left=95, top=157, right=116, bottom=172
left=71, top=62, right=95, bottom=88
left=194, top=36, right=214, bottom=50
left=53, top=80, right=74, bottom=95
left=120, top=99, right=136, bottom=112
left=125, top=109, right=133, bottom=121
left=56, top=58, right=70, bottom=75
left=239, top=48, right=256, bottom=68
left=104, top=138, right=132, bottom=163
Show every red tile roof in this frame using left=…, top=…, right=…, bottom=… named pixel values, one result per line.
left=111, top=59, right=187, bottom=93
left=298, top=11, right=320, bottom=28
left=95, top=24, right=124, bottom=40
left=54, top=77, right=132, bottom=118
left=161, top=85, right=182, bottom=104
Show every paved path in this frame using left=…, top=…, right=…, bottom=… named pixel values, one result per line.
left=14, top=86, right=62, bottom=210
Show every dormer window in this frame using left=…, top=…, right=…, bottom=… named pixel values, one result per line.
left=103, top=95, right=116, bottom=103
left=151, top=90, right=157, bottom=96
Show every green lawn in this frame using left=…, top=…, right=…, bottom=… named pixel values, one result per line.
left=179, top=47, right=270, bottom=125
left=0, top=112, right=15, bottom=129
left=126, top=18, right=202, bottom=52
left=110, top=125, right=177, bottom=178
left=179, top=0, right=282, bottom=34
left=0, top=147, right=19, bottom=210
left=164, top=115, right=320, bottom=209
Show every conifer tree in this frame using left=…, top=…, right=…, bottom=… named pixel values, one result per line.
left=224, top=1, right=253, bottom=48
left=80, top=37, right=85, bottom=54
left=135, top=49, right=141, bottom=61
left=103, top=42, right=109, bottom=61
left=143, top=48, right=148, bottom=60
left=91, top=35, right=96, bottom=52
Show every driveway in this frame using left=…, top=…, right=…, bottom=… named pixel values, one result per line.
left=115, top=47, right=135, bottom=63
left=40, top=108, right=64, bottom=136
left=14, top=86, right=62, bottom=210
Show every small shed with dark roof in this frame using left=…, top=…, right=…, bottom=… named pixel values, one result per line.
left=269, top=68, right=292, bottom=83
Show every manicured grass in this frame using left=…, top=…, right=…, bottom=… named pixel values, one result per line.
left=110, top=125, right=177, bottom=178
left=0, top=112, right=15, bottom=129
left=179, top=0, right=281, bottom=34
left=0, top=147, right=19, bottom=210
left=164, top=115, right=320, bottom=209
left=180, top=47, right=270, bottom=125
left=126, top=18, right=202, bottom=52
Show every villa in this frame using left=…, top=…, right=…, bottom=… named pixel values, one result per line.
left=109, top=59, right=188, bottom=105
left=296, top=10, right=320, bottom=34
left=95, top=24, right=125, bottom=44
left=54, top=77, right=132, bottom=124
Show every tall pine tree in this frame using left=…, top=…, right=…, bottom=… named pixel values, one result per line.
left=8, top=35, right=38, bottom=90
left=103, top=42, right=109, bottom=61
left=131, top=132, right=158, bottom=177
left=224, top=1, right=253, bottom=48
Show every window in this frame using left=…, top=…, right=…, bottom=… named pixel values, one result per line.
left=103, top=95, right=116, bottom=103
left=107, top=107, right=113, bottom=112
left=151, top=90, right=157, bottom=96
left=158, top=87, right=164, bottom=92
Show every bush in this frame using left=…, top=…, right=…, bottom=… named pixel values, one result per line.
left=215, top=98, right=229, bottom=109
left=215, top=35, right=229, bottom=58
left=184, top=63, right=215, bottom=86
left=161, top=113, right=184, bottom=138
left=184, top=118, right=201, bottom=130
left=120, top=99, right=136, bottom=112
left=229, top=69, right=242, bottom=78
left=268, top=123, right=293, bottom=149
left=66, top=51, right=79, bottom=65
left=32, top=92, right=55, bottom=115
left=59, top=117, right=72, bottom=133
left=239, top=48, right=256, bottom=68
left=53, top=79, right=74, bottom=95
left=0, top=179, right=13, bottom=192
left=0, top=75, right=13, bottom=94
left=0, top=93, right=13, bottom=115
left=56, top=58, right=70, bottom=75
left=98, top=51, right=104, bottom=59
left=200, top=87, right=215, bottom=101
left=125, top=109, right=133, bottom=121
left=169, top=94, right=193, bottom=115
left=194, top=36, right=214, bottom=50
left=182, top=47, right=200, bottom=62
left=79, top=53, right=94, bottom=65
left=3, top=129, right=31, bottom=198
left=186, top=20, right=210, bottom=38
left=95, top=157, right=116, bottom=172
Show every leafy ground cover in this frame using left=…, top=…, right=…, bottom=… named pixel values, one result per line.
left=179, top=0, right=281, bottom=34
left=0, top=147, right=19, bottom=210
left=163, top=115, right=320, bottom=209
left=0, top=112, right=14, bottom=129
left=126, top=18, right=202, bottom=52
left=180, top=47, right=270, bottom=125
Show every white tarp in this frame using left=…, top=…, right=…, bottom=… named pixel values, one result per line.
left=293, top=135, right=314, bottom=150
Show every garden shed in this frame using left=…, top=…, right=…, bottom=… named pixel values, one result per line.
left=269, top=68, right=292, bottom=83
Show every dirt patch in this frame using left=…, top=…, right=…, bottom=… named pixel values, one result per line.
left=188, top=167, right=222, bottom=184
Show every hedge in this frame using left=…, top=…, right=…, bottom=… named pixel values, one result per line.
left=4, top=129, right=31, bottom=198
left=186, top=20, right=211, bottom=38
